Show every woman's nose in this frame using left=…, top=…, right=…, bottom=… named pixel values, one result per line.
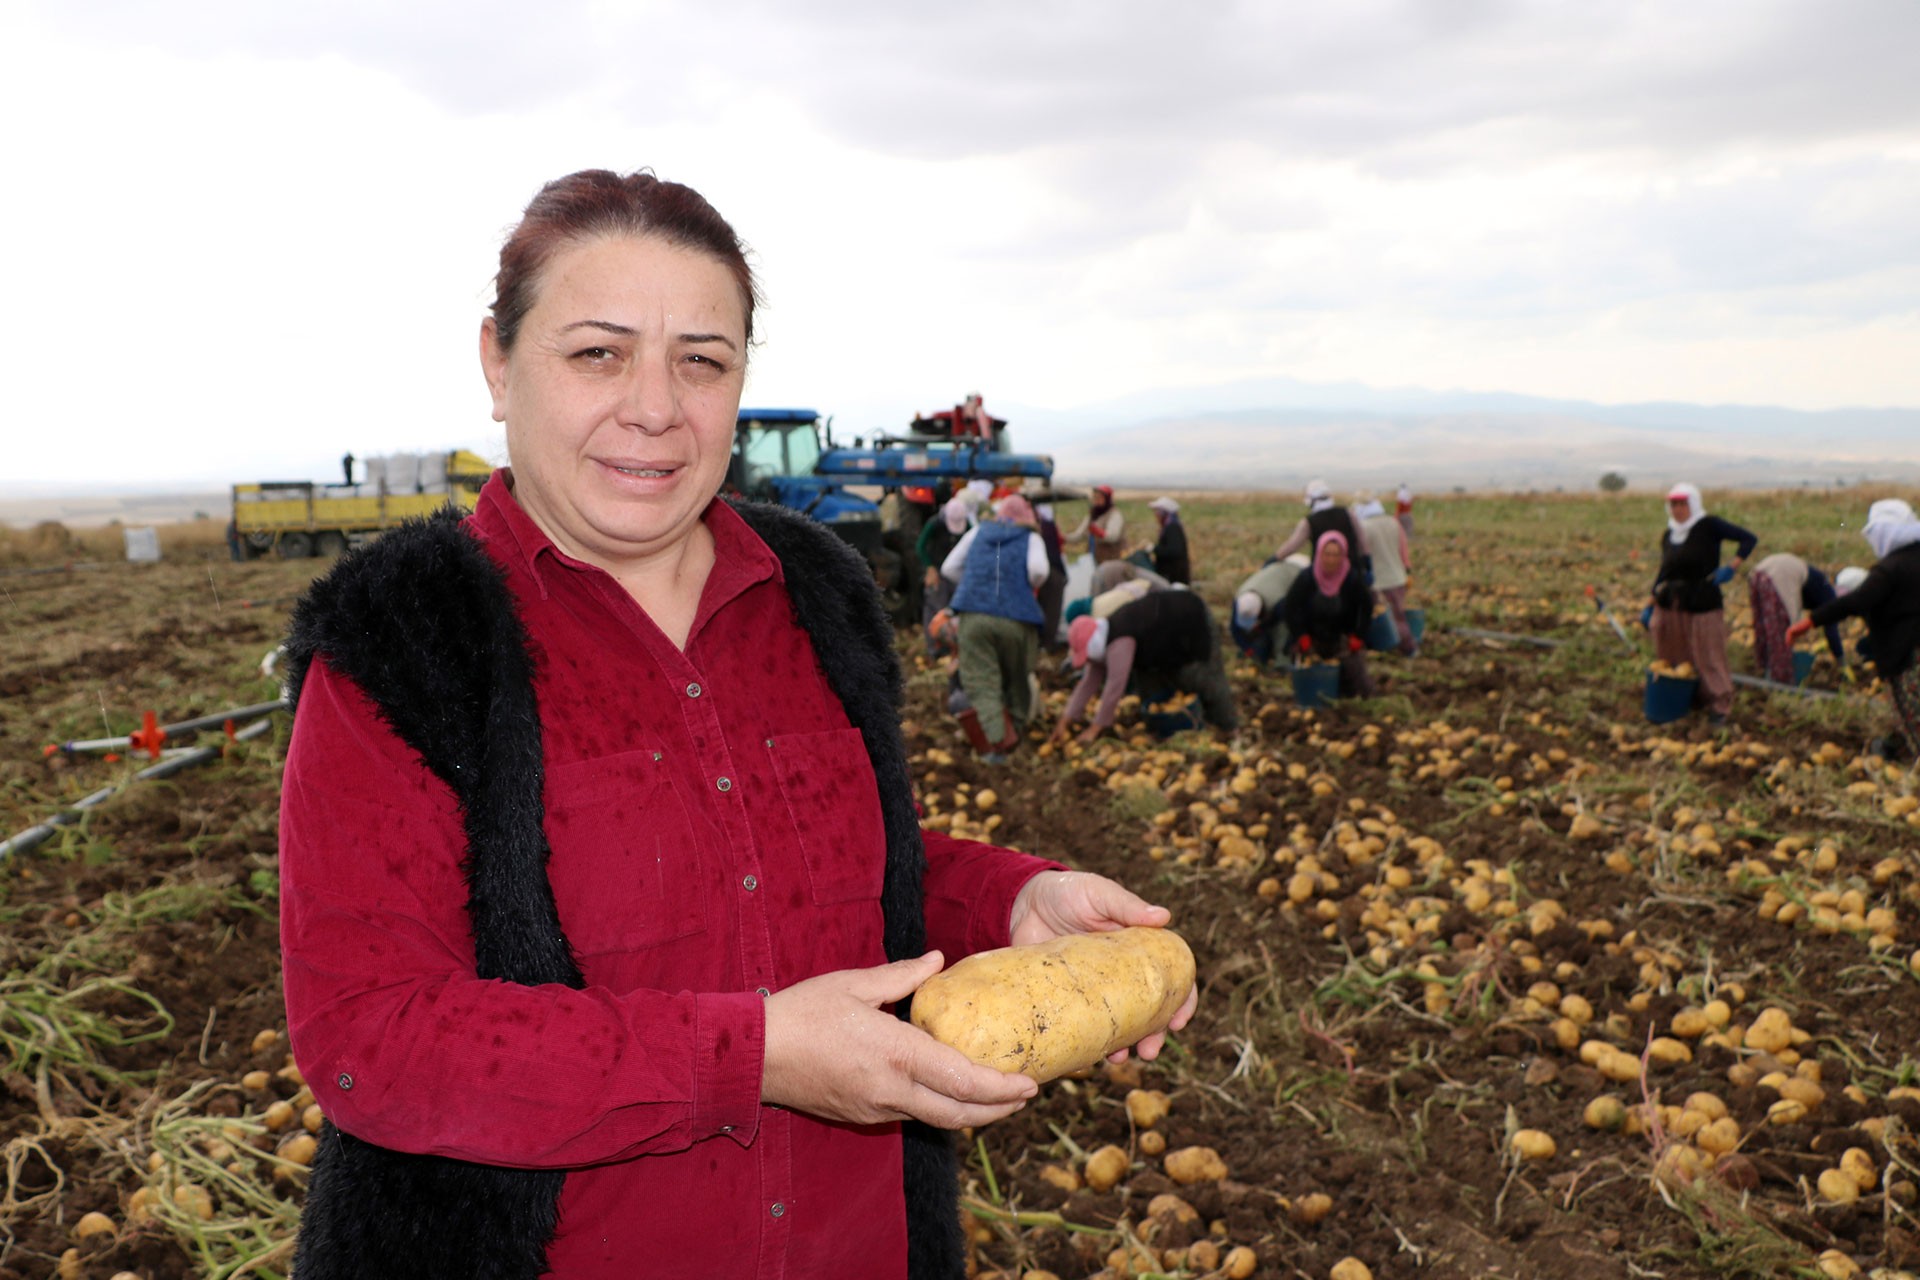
left=619, top=357, right=680, bottom=434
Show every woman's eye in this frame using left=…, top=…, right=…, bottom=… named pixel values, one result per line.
left=572, top=346, right=618, bottom=362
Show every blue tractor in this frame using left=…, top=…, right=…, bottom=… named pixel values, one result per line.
left=729, top=406, right=1056, bottom=625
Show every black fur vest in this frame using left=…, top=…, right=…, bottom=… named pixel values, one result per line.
left=281, top=500, right=963, bottom=1280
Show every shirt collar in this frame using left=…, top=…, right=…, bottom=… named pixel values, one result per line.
left=468, top=470, right=783, bottom=611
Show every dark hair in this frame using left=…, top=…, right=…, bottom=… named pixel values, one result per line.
left=489, top=169, right=759, bottom=353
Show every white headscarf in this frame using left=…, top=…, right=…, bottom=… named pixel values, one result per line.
left=1864, top=498, right=1920, bottom=559
left=941, top=496, right=970, bottom=535
left=1305, top=478, right=1334, bottom=512
left=1665, top=482, right=1705, bottom=542
left=1352, top=499, right=1387, bottom=520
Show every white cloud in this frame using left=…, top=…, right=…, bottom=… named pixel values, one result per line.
left=4, top=0, right=1918, bottom=488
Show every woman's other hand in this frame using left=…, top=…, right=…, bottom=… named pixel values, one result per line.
left=1786, top=618, right=1813, bottom=642
left=1005, top=871, right=1199, bottom=1063
left=762, top=953, right=1036, bottom=1129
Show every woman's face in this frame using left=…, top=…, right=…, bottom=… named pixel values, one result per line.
left=1319, top=540, right=1346, bottom=573
left=1668, top=496, right=1691, bottom=520
left=480, top=233, right=747, bottom=572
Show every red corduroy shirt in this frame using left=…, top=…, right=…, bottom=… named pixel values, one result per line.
left=279, top=473, right=1059, bottom=1278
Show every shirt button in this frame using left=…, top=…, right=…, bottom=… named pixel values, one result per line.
left=721, top=1124, right=734, bottom=1134
left=742, top=874, right=758, bottom=892
left=770, top=1202, right=786, bottom=1219
left=686, top=682, right=702, bottom=698
left=716, top=777, right=733, bottom=793
left=337, top=1072, right=354, bottom=1091
left=756, top=986, right=770, bottom=997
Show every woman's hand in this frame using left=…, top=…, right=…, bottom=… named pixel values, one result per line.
left=1006, top=872, right=1199, bottom=1063
left=1786, top=618, right=1814, bottom=642
left=1074, top=722, right=1104, bottom=746
left=762, top=953, right=1036, bottom=1129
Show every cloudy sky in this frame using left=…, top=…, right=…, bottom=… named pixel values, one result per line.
left=5, top=0, right=1918, bottom=488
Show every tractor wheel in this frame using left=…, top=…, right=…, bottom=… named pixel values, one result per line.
left=315, top=531, right=349, bottom=558
left=276, top=532, right=314, bottom=559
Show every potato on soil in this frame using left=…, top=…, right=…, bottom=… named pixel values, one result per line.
left=910, top=926, right=1194, bottom=1082
left=1330, top=1259, right=1374, bottom=1280
left=1163, top=1145, right=1228, bottom=1184
left=73, top=1211, right=115, bottom=1239
left=1125, top=1088, right=1171, bottom=1129
left=1084, top=1144, right=1130, bottom=1192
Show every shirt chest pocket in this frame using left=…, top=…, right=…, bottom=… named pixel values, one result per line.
left=768, top=729, right=887, bottom=906
left=544, top=751, right=705, bottom=955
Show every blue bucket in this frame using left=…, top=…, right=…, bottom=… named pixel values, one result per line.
left=1405, top=609, right=1426, bottom=644
left=1292, top=662, right=1341, bottom=710
left=1791, top=651, right=1815, bottom=686
left=1644, top=671, right=1698, bottom=724
left=1366, top=613, right=1400, bottom=651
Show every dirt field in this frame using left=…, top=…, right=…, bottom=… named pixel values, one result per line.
left=2, top=490, right=1916, bottom=1280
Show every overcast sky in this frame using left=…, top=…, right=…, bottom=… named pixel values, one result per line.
left=5, top=0, right=1918, bottom=488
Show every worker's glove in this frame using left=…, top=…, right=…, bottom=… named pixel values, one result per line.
left=1297, top=635, right=1315, bottom=656
left=1348, top=635, right=1364, bottom=654
left=1639, top=605, right=1654, bottom=630
left=1785, top=618, right=1814, bottom=642
left=1713, top=566, right=1735, bottom=585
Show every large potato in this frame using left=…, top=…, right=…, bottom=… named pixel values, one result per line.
left=910, top=926, right=1194, bottom=1082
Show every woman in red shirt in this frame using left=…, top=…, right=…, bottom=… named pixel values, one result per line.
left=279, top=170, right=1194, bottom=1280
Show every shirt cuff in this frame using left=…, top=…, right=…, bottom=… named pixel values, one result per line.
left=693, top=991, right=765, bottom=1148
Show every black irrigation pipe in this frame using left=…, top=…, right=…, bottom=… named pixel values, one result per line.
left=46, top=699, right=289, bottom=756
left=1440, top=624, right=1848, bottom=701
left=0, top=716, right=277, bottom=862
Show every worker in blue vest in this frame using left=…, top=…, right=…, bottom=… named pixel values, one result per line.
left=942, top=495, right=1050, bottom=762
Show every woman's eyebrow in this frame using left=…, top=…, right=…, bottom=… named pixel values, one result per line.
left=558, top=319, right=736, bottom=350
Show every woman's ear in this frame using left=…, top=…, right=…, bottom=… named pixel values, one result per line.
left=479, top=319, right=510, bottom=424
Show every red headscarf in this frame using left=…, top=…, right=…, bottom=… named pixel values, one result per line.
left=1312, top=530, right=1350, bottom=596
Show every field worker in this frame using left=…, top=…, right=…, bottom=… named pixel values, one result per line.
left=1147, top=497, right=1190, bottom=585
left=1748, top=552, right=1848, bottom=683
left=1051, top=590, right=1239, bottom=745
left=1354, top=495, right=1416, bottom=657
left=1648, top=482, right=1758, bottom=727
left=1283, top=530, right=1377, bottom=698
left=1093, top=558, right=1170, bottom=594
left=1231, top=554, right=1309, bottom=664
left=1272, top=479, right=1370, bottom=581
left=942, top=494, right=1050, bottom=761
left=1062, top=575, right=1158, bottom=631
left=277, top=169, right=1194, bottom=1280
left=915, top=496, right=971, bottom=643
left=1396, top=482, right=1415, bottom=539
left=1064, top=485, right=1125, bottom=563
left=1792, top=498, right=1920, bottom=760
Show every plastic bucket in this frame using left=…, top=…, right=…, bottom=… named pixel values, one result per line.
left=1145, top=703, right=1206, bottom=738
left=1404, top=609, right=1426, bottom=644
left=1366, top=613, right=1400, bottom=651
left=1292, top=662, right=1341, bottom=710
left=1644, top=671, right=1698, bottom=724
left=1791, top=651, right=1815, bottom=686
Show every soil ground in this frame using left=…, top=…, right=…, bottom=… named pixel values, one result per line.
left=1, top=491, right=1916, bottom=1280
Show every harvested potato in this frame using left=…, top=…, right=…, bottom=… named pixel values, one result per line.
left=1224, top=1245, right=1258, bottom=1278
left=73, top=1211, right=115, bottom=1240
left=1330, top=1259, right=1374, bottom=1280
left=1164, top=1145, right=1228, bottom=1184
left=1510, top=1129, right=1556, bottom=1161
left=1126, top=1088, right=1171, bottom=1129
left=911, top=927, right=1194, bottom=1082
left=1084, top=1144, right=1130, bottom=1193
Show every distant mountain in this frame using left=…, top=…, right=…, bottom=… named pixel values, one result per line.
left=992, top=380, right=1920, bottom=492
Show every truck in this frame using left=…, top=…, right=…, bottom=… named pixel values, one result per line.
left=729, top=405, right=1056, bottom=625
left=230, top=449, right=494, bottom=559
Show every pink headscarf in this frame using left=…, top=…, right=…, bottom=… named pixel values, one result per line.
left=994, top=495, right=1038, bottom=528
left=1312, top=530, right=1350, bottom=596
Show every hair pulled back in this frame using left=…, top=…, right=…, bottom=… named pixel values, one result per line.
left=490, top=169, right=759, bottom=353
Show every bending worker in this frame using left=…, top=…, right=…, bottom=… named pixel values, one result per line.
left=1792, top=498, right=1920, bottom=761
left=1748, top=551, right=1847, bottom=683
left=1231, top=554, right=1308, bottom=665
left=1052, top=590, right=1239, bottom=745
left=1282, top=530, right=1377, bottom=698
left=942, top=494, right=1049, bottom=761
